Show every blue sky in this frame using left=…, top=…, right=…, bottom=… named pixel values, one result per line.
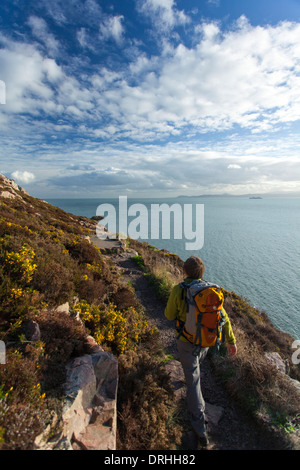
left=1, top=0, right=300, bottom=198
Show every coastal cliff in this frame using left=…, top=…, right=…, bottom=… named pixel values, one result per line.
left=0, top=174, right=299, bottom=450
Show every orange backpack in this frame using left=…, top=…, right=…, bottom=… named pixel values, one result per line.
left=176, top=280, right=225, bottom=353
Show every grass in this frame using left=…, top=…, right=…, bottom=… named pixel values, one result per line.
left=130, top=243, right=183, bottom=300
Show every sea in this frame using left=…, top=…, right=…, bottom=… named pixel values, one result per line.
left=46, top=196, right=300, bottom=340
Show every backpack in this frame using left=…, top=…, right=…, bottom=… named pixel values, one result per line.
left=176, top=280, right=225, bottom=353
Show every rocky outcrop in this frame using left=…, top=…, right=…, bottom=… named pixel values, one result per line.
left=264, top=352, right=300, bottom=394
left=64, top=348, right=118, bottom=450
left=0, top=190, right=23, bottom=200
left=35, top=343, right=118, bottom=450
left=0, top=174, right=28, bottom=200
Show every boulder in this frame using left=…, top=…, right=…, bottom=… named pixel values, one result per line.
left=264, top=351, right=300, bottom=395
left=34, top=347, right=118, bottom=450
left=62, top=349, right=118, bottom=450
left=264, top=352, right=287, bottom=374
left=55, top=301, right=70, bottom=315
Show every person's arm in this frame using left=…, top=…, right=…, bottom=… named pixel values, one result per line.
left=164, top=286, right=179, bottom=321
left=222, top=307, right=237, bottom=357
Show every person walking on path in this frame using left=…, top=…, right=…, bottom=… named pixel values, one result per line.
left=164, top=256, right=237, bottom=447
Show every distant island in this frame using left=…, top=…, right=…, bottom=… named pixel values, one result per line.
left=249, top=196, right=262, bottom=199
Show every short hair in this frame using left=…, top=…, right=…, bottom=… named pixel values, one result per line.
left=184, top=256, right=205, bottom=279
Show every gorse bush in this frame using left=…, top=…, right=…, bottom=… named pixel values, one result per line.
left=3, top=244, right=37, bottom=284
left=74, top=300, right=157, bottom=355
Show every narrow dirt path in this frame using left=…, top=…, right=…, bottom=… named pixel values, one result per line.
left=108, top=249, right=279, bottom=450
left=111, top=250, right=178, bottom=358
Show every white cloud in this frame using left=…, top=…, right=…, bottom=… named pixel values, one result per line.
left=12, top=170, right=35, bottom=184
left=137, top=0, right=190, bottom=32
left=2, top=19, right=300, bottom=140
left=207, top=0, right=220, bottom=6
left=28, top=16, right=59, bottom=55
left=228, top=164, right=242, bottom=169
left=0, top=35, right=94, bottom=119
left=99, top=15, right=125, bottom=44
left=1, top=14, right=300, bottom=196
left=0, top=36, right=58, bottom=114
left=85, top=19, right=300, bottom=140
left=77, top=27, right=96, bottom=51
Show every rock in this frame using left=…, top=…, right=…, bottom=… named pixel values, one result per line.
left=53, top=437, right=73, bottom=450
left=205, top=403, right=223, bottom=427
left=264, top=352, right=286, bottom=374
left=289, top=378, right=300, bottom=393
left=35, top=347, right=118, bottom=451
left=55, top=302, right=70, bottom=314
left=86, top=335, right=103, bottom=354
left=23, top=320, right=41, bottom=342
left=264, top=351, right=300, bottom=396
left=165, top=359, right=186, bottom=400
left=62, top=349, right=118, bottom=450
left=0, top=190, right=22, bottom=200
left=0, top=174, right=28, bottom=198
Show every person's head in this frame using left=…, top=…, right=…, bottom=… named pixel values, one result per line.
left=183, top=256, right=205, bottom=279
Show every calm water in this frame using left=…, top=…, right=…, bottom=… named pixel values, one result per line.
left=47, top=196, right=300, bottom=339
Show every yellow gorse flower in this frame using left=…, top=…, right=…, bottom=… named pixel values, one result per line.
left=5, top=244, right=37, bottom=283
left=10, top=287, right=23, bottom=299
left=74, top=300, right=156, bottom=355
left=86, top=262, right=102, bottom=274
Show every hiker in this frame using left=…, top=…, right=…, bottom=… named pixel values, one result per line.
left=164, top=256, right=237, bottom=447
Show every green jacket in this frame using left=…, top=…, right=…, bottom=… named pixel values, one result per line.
left=164, top=278, right=236, bottom=345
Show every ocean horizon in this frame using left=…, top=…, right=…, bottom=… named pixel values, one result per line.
left=46, top=196, right=300, bottom=340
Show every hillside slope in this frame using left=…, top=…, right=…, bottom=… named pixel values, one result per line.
left=0, top=174, right=299, bottom=450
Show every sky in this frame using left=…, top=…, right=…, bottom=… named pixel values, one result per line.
left=1, top=0, right=300, bottom=198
